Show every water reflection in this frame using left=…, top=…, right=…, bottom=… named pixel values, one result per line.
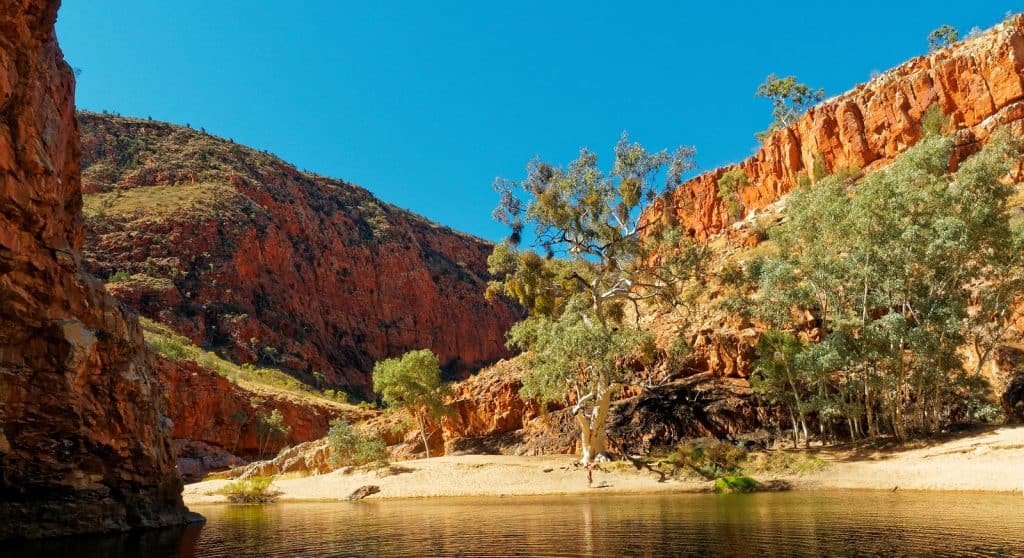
left=8, top=492, right=1024, bottom=557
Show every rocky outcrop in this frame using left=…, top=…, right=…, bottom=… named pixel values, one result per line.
left=232, top=439, right=334, bottom=479
left=156, top=358, right=375, bottom=461
left=0, top=1, right=189, bottom=538
left=77, top=114, right=520, bottom=393
left=437, top=360, right=764, bottom=456
left=648, top=15, right=1024, bottom=240
left=440, top=359, right=545, bottom=446
left=173, top=440, right=246, bottom=483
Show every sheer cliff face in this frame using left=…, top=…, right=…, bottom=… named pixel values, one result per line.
left=77, top=114, right=519, bottom=393
left=649, top=15, right=1024, bottom=240
left=0, top=1, right=188, bottom=539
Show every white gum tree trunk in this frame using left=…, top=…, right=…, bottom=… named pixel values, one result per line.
left=575, top=384, right=617, bottom=464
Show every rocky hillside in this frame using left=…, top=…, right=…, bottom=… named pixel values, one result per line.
left=0, top=1, right=189, bottom=539
left=647, top=14, right=1024, bottom=239
left=432, top=18, right=1024, bottom=457
left=77, top=113, right=520, bottom=393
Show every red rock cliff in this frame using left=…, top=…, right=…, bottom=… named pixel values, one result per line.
left=0, top=1, right=189, bottom=539
left=76, top=114, right=520, bottom=394
left=156, top=357, right=375, bottom=459
left=649, top=15, right=1024, bottom=239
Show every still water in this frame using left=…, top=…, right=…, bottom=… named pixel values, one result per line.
left=8, top=491, right=1024, bottom=557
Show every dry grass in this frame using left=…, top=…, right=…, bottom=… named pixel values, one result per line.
left=140, top=317, right=356, bottom=408
left=82, top=182, right=236, bottom=221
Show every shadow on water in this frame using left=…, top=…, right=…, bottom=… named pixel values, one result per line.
left=8, top=491, right=1024, bottom=558
left=6, top=522, right=204, bottom=558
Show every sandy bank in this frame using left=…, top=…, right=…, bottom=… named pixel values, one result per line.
left=183, top=425, right=1024, bottom=504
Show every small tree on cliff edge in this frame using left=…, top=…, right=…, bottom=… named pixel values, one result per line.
left=372, top=349, right=449, bottom=458
left=928, top=25, right=959, bottom=52
left=488, top=133, right=704, bottom=463
left=755, top=74, right=824, bottom=142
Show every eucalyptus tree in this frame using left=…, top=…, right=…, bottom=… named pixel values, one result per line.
left=748, top=124, right=1023, bottom=440
left=755, top=75, right=825, bottom=142
left=928, top=25, right=960, bottom=51
left=488, top=133, right=703, bottom=463
left=372, top=349, right=449, bottom=458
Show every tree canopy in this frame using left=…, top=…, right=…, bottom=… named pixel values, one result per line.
left=490, top=134, right=702, bottom=462
left=755, top=75, right=825, bottom=142
left=372, top=348, right=449, bottom=457
left=928, top=25, right=960, bottom=51
left=744, top=124, right=1023, bottom=443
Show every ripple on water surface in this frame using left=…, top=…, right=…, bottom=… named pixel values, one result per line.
left=8, top=491, right=1024, bottom=557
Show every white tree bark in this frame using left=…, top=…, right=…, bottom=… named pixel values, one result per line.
left=576, top=385, right=618, bottom=464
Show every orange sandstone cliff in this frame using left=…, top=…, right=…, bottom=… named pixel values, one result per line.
left=0, top=1, right=189, bottom=538
left=437, top=18, right=1024, bottom=455
left=77, top=114, right=520, bottom=394
left=649, top=15, right=1024, bottom=240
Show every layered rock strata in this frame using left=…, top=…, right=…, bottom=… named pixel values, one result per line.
left=0, top=0, right=189, bottom=538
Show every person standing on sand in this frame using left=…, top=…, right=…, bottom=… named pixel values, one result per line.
left=587, top=463, right=594, bottom=487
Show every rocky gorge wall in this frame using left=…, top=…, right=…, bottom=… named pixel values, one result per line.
left=77, top=114, right=520, bottom=393
left=648, top=15, right=1024, bottom=239
left=0, top=1, right=189, bottom=538
left=156, top=357, right=375, bottom=475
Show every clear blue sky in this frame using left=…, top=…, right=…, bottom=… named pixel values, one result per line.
left=57, top=2, right=1017, bottom=243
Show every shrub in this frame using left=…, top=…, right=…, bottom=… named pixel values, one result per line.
left=148, top=335, right=190, bottom=361
left=669, top=440, right=748, bottom=480
left=217, top=476, right=280, bottom=503
left=327, top=419, right=389, bottom=468
left=717, top=170, right=748, bottom=219
left=107, top=270, right=131, bottom=283
left=254, top=409, right=291, bottom=458
left=714, top=475, right=759, bottom=493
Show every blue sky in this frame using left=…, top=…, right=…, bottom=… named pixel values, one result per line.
left=57, top=2, right=1017, bottom=243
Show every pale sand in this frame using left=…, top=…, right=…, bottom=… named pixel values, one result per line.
left=183, top=425, right=1024, bottom=504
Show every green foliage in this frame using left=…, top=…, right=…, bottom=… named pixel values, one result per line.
left=669, top=440, right=749, bottom=480
left=717, top=169, right=749, bottom=219
left=811, top=154, right=828, bottom=183
left=921, top=104, right=949, bottom=137
left=139, top=317, right=351, bottom=406
left=373, top=349, right=448, bottom=419
left=326, top=419, right=389, bottom=468
left=107, top=270, right=131, bottom=283
left=148, top=334, right=190, bottom=361
left=217, top=476, right=280, bottom=504
left=509, top=306, right=656, bottom=406
left=372, top=349, right=449, bottom=457
left=490, top=134, right=705, bottom=462
left=755, top=75, right=825, bottom=141
left=254, top=409, right=291, bottom=457
left=928, top=25, right=959, bottom=52
left=747, top=127, right=1024, bottom=441
left=490, top=133, right=703, bottom=322
left=714, top=475, right=759, bottom=493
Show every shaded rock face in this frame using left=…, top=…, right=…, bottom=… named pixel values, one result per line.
left=605, top=374, right=764, bottom=455
left=1002, top=376, right=1024, bottom=422
left=77, top=114, right=520, bottom=393
left=156, top=358, right=374, bottom=461
left=440, top=359, right=545, bottom=447
left=438, top=361, right=762, bottom=457
left=647, top=15, right=1024, bottom=240
left=0, top=1, right=188, bottom=539
left=173, top=440, right=247, bottom=483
